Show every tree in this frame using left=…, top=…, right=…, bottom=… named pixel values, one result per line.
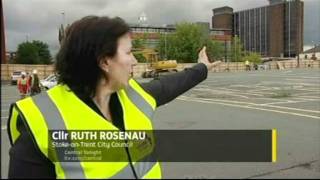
left=132, top=33, right=148, bottom=63
left=15, top=40, right=52, bottom=64
left=206, top=40, right=224, bottom=61
left=132, top=38, right=146, bottom=49
left=242, top=52, right=262, bottom=64
left=172, top=22, right=203, bottom=62
left=157, top=22, right=224, bottom=63
left=32, top=40, right=52, bottom=64
left=15, top=42, right=40, bottom=64
left=132, top=52, right=147, bottom=63
left=229, top=36, right=245, bottom=62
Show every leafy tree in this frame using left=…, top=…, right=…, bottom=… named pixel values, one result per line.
left=132, top=38, right=146, bottom=49
left=229, top=36, right=245, bottom=62
left=157, top=22, right=224, bottom=63
left=132, top=34, right=148, bottom=63
left=16, top=42, right=40, bottom=64
left=15, top=40, right=52, bottom=64
left=171, top=22, right=204, bottom=63
left=206, top=40, right=224, bottom=61
left=242, top=52, right=262, bottom=64
left=132, top=52, right=147, bottom=63
left=32, top=40, right=52, bottom=64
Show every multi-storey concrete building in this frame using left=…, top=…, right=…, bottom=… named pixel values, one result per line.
left=212, top=0, right=304, bottom=57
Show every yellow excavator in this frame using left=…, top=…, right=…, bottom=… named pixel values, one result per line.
left=133, top=48, right=178, bottom=78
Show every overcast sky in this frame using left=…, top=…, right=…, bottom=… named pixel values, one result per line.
left=3, top=0, right=320, bottom=55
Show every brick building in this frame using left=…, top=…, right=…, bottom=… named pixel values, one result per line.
left=130, top=24, right=232, bottom=49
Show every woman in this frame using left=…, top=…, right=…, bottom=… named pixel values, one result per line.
left=7, top=16, right=221, bottom=179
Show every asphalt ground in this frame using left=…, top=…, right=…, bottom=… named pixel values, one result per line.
left=1, top=68, right=320, bottom=178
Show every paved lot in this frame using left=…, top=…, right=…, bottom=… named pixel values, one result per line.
left=1, top=68, right=320, bottom=178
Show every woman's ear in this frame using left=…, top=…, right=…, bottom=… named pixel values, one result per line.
left=99, top=57, right=110, bottom=73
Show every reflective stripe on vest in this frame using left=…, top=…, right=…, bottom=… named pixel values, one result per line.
left=10, top=79, right=161, bottom=179
left=125, top=86, right=154, bottom=120
left=110, top=153, right=158, bottom=179
left=19, top=78, right=27, bottom=85
left=33, top=92, right=159, bottom=179
left=8, top=105, right=20, bottom=144
left=32, top=93, right=86, bottom=179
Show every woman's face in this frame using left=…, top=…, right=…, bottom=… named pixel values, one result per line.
left=105, top=33, right=137, bottom=90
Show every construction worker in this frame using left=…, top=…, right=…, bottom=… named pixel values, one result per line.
left=7, top=16, right=221, bottom=178
left=26, top=72, right=31, bottom=94
left=30, top=69, right=41, bottom=96
left=245, top=60, right=250, bottom=71
left=17, top=72, right=28, bottom=99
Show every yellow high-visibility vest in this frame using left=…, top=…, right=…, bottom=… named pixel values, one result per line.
left=8, top=79, right=162, bottom=179
left=18, top=78, right=27, bottom=85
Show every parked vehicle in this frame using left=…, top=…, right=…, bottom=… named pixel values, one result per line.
left=40, top=74, right=57, bottom=90
left=11, top=71, right=26, bottom=85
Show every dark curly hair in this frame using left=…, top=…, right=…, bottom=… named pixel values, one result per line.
left=55, top=16, right=130, bottom=98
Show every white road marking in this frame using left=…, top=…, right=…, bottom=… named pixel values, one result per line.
left=254, top=104, right=320, bottom=114
left=295, top=88, right=320, bottom=92
left=256, top=101, right=302, bottom=105
left=250, top=88, right=282, bottom=96
left=183, top=96, right=320, bottom=113
left=229, top=85, right=252, bottom=88
left=261, top=81, right=316, bottom=86
left=290, top=97, right=320, bottom=101
left=297, top=76, right=320, bottom=79
left=294, top=92, right=320, bottom=96
left=249, top=75, right=319, bottom=79
left=182, top=96, right=256, bottom=106
left=299, top=95, right=320, bottom=98
left=178, top=96, right=320, bottom=120
left=254, top=97, right=292, bottom=102
left=286, top=78, right=320, bottom=81
left=216, top=87, right=242, bottom=92
left=196, top=85, right=210, bottom=88
left=216, top=87, right=266, bottom=97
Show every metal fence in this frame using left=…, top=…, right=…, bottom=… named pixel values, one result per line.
left=1, top=60, right=319, bottom=80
